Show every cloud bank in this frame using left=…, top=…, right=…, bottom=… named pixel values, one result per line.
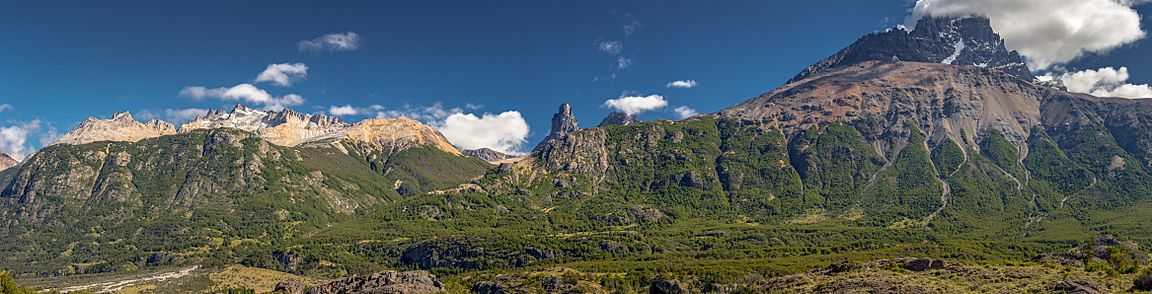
left=604, top=94, right=668, bottom=115
left=908, top=0, right=1146, bottom=70
left=255, top=63, right=308, bottom=86
left=1040, top=67, right=1152, bottom=98
left=299, top=32, right=361, bottom=52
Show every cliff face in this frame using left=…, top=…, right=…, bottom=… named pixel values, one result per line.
left=52, top=112, right=177, bottom=146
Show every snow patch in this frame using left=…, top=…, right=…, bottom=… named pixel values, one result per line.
left=942, top=40, right=966, bottom=65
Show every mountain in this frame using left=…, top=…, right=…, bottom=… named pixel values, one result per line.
left=532, top=103, right=580, bottom=152
left=0, top=153, right=16, bottom=172
left=597, top=111, right=638, bottom=127
left=463, top=148, right=514, bottom=163
left=52, top=112, right=176, bottom=145
left=181, top=104, right=348, bottom=147
left=9, top=13, right=1152, bottom=293
left=791, top=16, right=1032, bottom=83
left=0, top=107, right=491, bottom=276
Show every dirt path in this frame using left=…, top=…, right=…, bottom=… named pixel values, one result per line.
left=53, top=266, right=199, bottom=293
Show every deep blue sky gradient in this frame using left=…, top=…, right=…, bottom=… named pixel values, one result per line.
left=0, top=0, right=1148, bottom=150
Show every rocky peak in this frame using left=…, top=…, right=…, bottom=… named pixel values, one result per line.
left=598, top=111, right=638, bottom=127
left=53, top=111, right=178, bottom=146
left=533, top=103, right=581, bottom=151
left=111, top=111, right=135, bottom=124
left=0, top=153, right=17, bottom=172
left=790, top=15, right=1031, bottom=83
left=180, top=104, right=349, bottom=146
left=463, top=148, right=513, bottom=163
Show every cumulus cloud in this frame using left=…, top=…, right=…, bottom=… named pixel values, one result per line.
left=666, top=80, right=697, bottom=88
left=255, top=63, right=308, bottom=86
left=1040, top=67, right=1152, bottom=98
left=0, top=104, right=10, bottom=112
left=908, top=0, right=1146, bottom=70
left=674, top=106, right=699, bottom=119
left=0, top=120, right=41, bottom=160
left=328, top=105, right=360, bottom=116
left=180, top=84, right=304, bottom=111
left=598, top=41, right=623, bottom=55
left=299, top=32, right=361, bottom=52
left=604, top=94, right=668, bottom=115
left=438, top=111, right=530, bottom=155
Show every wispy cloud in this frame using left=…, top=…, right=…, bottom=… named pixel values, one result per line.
left=674, top=106, right=699, bottom=119
left=0, top=104, right=11, bottom=112
left=666, top=80, right=697, bottom=88
left=298, top=32, right=361, bottom=52
left=255, top=63, right=308, bottom=87
left=180, top=84, right=304, bottom=111
left=598, top=41, right=623, bottom=55
left=616, top=57, right=633, bottom=69
left=328, top=105, right=360, bottom=116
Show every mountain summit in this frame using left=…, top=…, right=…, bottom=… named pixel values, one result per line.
left=53, top=111, right=177, bottom=145
left=791, top=15, right=1032, bottom=83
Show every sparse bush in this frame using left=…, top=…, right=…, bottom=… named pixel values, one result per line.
left=1133, top=268, right=1152, bottom=291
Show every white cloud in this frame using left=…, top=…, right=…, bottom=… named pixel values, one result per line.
left=438, top=111, right=530, bottom=155
left=0, top=120, right=41, bottom=160
left=255, top=63, right=308, bottom=86
left=299, top=32, right=361, bottom=52
left=0, top=104, right=11, bottom=112
left=328, top=105, right=360, bottom=116
left=598, top=41, right=623, bottom=55
left=666, top=80, right=697, bottom=88
left=604, top=94, right=668, bottom=115
left=674, top=106, right=699, bottom=119
left=616, top=57, right=633, bottom=69
left=908, top=0, right=1146, bottom=70
left=1041, top=67, right=1152, bottom=98
left=179, top=84, right=304, bottom=111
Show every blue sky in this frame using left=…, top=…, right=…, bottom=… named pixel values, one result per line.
left=1, top=0, right=1150, bottom=156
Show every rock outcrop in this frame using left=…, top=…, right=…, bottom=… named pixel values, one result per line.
left=52, top=112, right=177, bottom=145
left=791, top=15, right=1032, bottom=83
left=0, top=153, right=17, bottom=172
left=598, top=111, right=638, bottom=127
left=275, top=270, right=444, bottom=294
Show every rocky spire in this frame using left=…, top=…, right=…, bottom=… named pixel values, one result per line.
left=533, top=103, right=581, bottom=151
left=598, top=111, right=638, bottom=127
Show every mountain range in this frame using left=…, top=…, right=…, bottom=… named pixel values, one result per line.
left=3, top=15, right=1152, bottom=292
